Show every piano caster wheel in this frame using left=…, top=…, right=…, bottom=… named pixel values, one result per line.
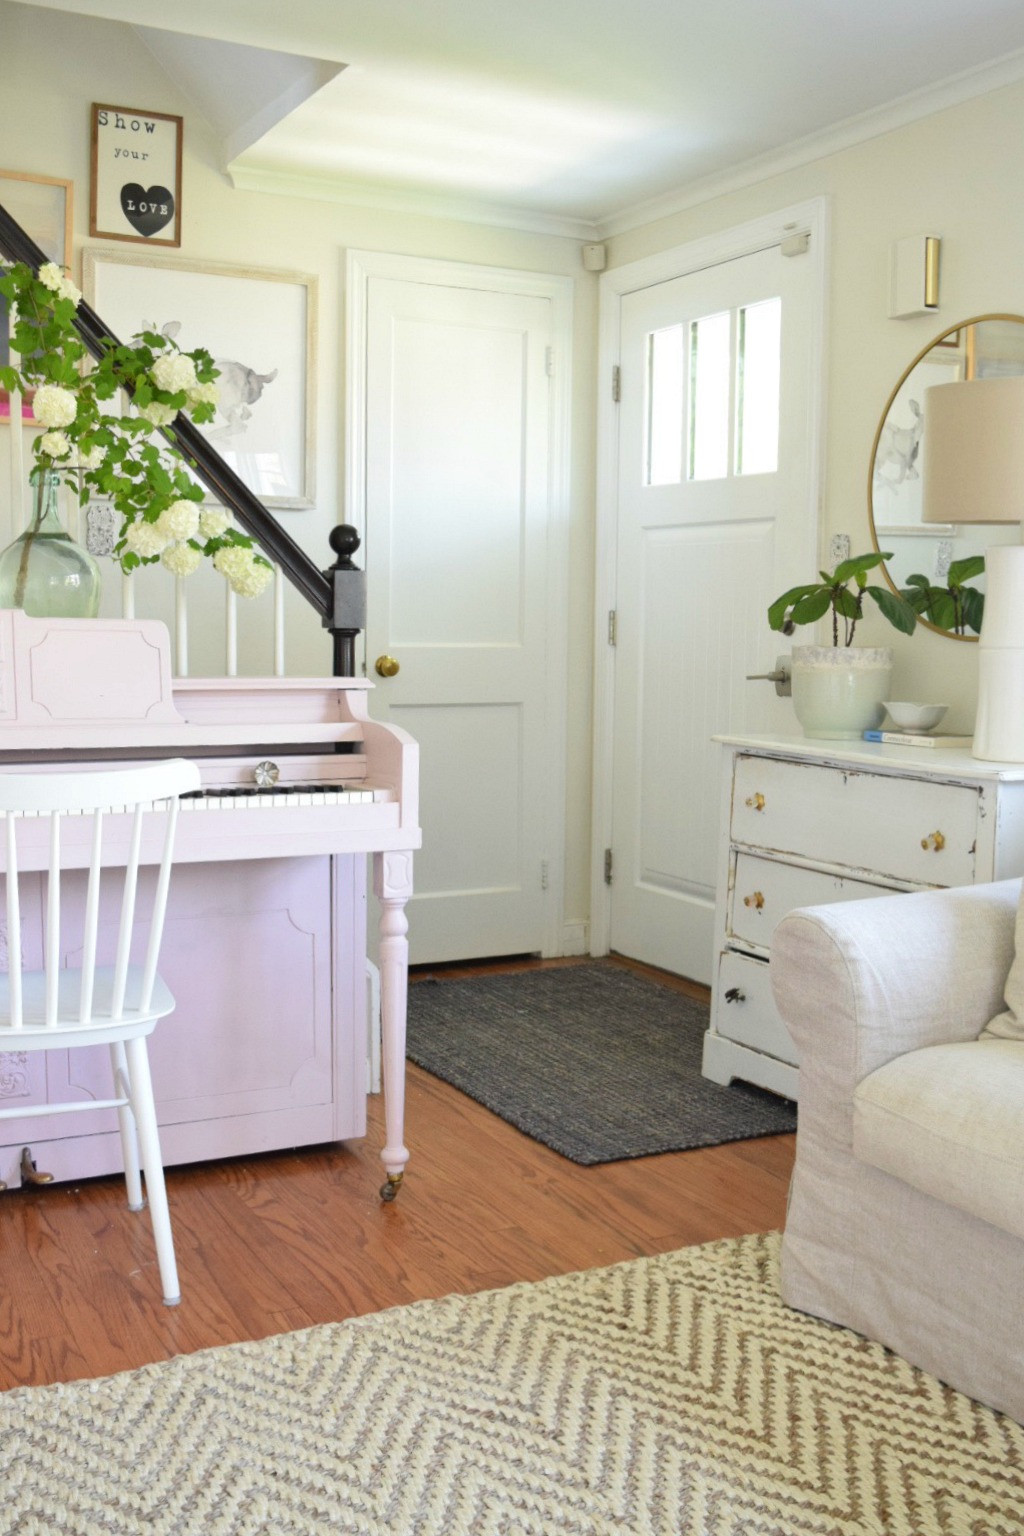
left=379, top=1173, right=403, bottom=1203
left=20, top=1147, right=54, bottom=1187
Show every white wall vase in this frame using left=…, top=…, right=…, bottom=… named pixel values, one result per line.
left=791, top=645, right=893, bottom=740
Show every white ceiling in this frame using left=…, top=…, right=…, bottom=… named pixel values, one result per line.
left=15, top=0, right=1024, bottom=235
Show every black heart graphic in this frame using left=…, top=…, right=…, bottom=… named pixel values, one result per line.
left=120, top=184, right=175, bottom=238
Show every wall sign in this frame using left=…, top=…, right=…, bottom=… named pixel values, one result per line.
left=90, top=103, right=182, bottom=248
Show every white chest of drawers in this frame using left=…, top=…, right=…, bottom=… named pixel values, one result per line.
left=702, top=733, right=1024, bottom=1099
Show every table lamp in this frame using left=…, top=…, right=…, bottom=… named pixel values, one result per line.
left=922, top=375, right=1024, bottom=761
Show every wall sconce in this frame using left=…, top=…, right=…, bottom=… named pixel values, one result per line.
left=889, top=236, right=940, bottom=319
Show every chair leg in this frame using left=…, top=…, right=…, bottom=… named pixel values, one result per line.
left=123, top=1036, right=180, bottom=1306
left=109, top=1042, right=144, bottom=1212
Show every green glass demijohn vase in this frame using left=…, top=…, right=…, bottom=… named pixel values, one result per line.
left=0, top=466, right=101, bottom=618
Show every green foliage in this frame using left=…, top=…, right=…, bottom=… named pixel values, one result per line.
left=0, top=261, right=270, bottom=592
left=900, top=557, right=985, bottom=636
left=768, top=551, right=917, bottom=647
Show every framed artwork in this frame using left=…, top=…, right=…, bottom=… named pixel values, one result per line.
left=90, top=104, right=183, bottom=248
left=83, top=250, right=317, bottom=509
left=0, top=168, right=73, bottom=422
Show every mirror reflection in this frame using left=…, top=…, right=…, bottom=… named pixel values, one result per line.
left=869, top=314, right=1024, bottom=638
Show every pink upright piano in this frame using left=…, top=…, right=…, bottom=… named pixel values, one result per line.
left=0, top=609, right=420, bottom=1199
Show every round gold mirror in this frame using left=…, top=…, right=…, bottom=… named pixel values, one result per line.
left=869, top=314, right=1024, bottom=638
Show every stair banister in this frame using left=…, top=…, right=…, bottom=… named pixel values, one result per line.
left=0, top=202, right=364, bottom=667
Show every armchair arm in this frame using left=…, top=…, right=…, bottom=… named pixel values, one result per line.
left=771, top=879, right=1020, bottom=1094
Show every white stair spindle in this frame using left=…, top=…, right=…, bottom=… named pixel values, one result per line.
left=226, top=584, right=238, bottom=676
left=122, top=569, right=135, bottom=620
left=274, top=564, right=285, bottom=676
left=175, top=575, right=188, bottom=677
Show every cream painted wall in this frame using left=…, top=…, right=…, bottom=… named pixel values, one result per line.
left=6, top=0, right=1024, bottom=942
left=0, top=0, right=599, bottom=935
left=608, top=79, right=1024, bottom=735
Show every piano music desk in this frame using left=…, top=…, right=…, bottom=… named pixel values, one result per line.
left=0, top=611, right=421, bottom=1200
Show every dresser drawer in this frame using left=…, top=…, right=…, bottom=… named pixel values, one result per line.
left=714, top=950, right=796, bottom=1066
left=728, top=852, right=891, bottom=951
left=731, top=755, right=979, bottom=887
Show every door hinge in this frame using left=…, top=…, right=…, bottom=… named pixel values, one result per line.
left=611, top=364, right=621, bottom=403
left=545, top=345, right=554, bottom=377
left=607, top=609, right=617, bottom=646
left=604, top=848, right=613, bottom=885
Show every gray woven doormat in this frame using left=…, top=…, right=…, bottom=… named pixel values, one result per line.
left=406, top=963, right=796, bottom=1164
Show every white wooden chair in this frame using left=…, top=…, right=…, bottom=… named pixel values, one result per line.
left=0, top=759, right=201, bottom=1306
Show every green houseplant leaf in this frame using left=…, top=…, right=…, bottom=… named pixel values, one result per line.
left=768, top=551, right=917, bottom=647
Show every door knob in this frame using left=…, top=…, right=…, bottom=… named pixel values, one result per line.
left=375, top=654, right=400, bottom=678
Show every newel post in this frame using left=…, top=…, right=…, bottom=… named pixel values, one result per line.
left=325, top=525, right=366, bottom=678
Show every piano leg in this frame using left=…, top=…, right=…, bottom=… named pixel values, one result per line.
left=374, top=850, right=413, bottom=1201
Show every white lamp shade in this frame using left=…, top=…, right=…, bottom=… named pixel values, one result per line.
left=922, top=376, right=1024, bottom=524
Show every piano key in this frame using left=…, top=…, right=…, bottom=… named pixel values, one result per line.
left=177, top=784, right=389, bottom=809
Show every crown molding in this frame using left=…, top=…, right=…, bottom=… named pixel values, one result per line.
left=226, top=163, right=599, bottom=241
left=596, top=46, right=1024, bottom=240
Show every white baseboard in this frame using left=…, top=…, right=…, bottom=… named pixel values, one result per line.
left=560, top=921, right=589, bottom=956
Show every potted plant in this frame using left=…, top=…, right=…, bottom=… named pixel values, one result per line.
left=768, top=551, right=917, bottom=739
left=0, top=260, right=272, bottom=615
left=900, top=556, right=985, bottom=637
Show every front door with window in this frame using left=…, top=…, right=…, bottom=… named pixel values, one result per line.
left=607, top=240, right=818, bottom=982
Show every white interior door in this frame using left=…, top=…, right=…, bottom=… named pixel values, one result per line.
left=352, top=259, right=567, bottom=964
left=607, top=240, right=819, bottom=982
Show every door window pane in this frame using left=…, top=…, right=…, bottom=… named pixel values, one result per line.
left=736, top=298, right=781, bottom=476
left=645, top=324, right=684, bottom=485
left=688, top=310, right=730, bottom=481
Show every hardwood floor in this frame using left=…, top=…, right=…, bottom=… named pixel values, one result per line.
left=0, top=957, right=794, bottom=1392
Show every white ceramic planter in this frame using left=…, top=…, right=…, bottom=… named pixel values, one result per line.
left=791, top=646, right=893, bottom=740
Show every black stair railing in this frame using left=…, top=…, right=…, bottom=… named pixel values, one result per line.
left=0, top=202, right=364, bottom=675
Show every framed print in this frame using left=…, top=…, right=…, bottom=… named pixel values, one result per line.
left=90, top=104, right=182, bottom=248
left=0, top=168, right=73, bottom=422
left=83, top=250, right=317, bottom=509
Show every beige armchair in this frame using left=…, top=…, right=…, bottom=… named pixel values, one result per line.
left=771, top=878, right=1024, bottom=1425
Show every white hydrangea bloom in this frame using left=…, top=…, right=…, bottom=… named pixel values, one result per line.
left=124, top=520, right=170, bottom=558
left=156, top=499, right=200, bottom=542
left=138, top=401, right=177, bottom=428
left=186, top=381, right=219, bottom=410
left=161, top=542, right=203, bottom=578
left=213, top=545, right=272, bottom=599
left=36, top=265, right=81, bottom=306
left=38, top=430, right=71, bottom=458
left=33, top=384, right=77, bottom=429
left=73, top=444, right=106, bottom=470
left=151, top=352, right=197, bottom=394
left=198, top=508, right=230, bottom=540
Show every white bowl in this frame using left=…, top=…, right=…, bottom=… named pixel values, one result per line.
left=883, top=701, right=949, bottom=733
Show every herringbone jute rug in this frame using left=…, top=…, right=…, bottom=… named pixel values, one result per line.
left=407, top=964, right=796, bottom=1163
left=4, top=1233, right=1022, bottom=1535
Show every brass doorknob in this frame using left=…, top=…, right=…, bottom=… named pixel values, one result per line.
left=375, top=654, right=400, bottom=678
